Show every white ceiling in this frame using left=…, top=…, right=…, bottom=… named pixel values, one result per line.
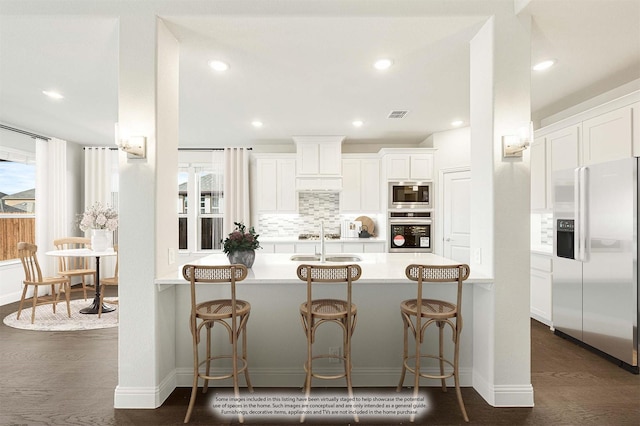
left=0, top=0, right=638, bottom=148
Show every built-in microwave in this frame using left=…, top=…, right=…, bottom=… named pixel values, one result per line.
left=389, top=182, right=432, bottom=210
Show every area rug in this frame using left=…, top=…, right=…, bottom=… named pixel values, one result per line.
left=3, top=299, right=118, bottom=331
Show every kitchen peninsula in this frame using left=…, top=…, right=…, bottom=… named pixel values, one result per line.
left=156, top=252, right=492, bottom=389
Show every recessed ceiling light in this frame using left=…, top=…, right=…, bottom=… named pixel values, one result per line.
left=352, top=120, right=364, bottom=127
left=451, top=120, right=464, bottom=127
left=42, top=90, right=64, bottom=99
left=208, top=60, right=229, bottom=72
left=373, top=59, right=393, bottom=71
left=532, top=59, right=556, bottom=71
left=251, top=121, right=263, bottom=128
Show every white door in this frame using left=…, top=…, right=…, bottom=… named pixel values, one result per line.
left=443, top=169, right=471, bottom=264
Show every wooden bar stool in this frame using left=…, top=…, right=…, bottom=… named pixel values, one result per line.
left=297, top=263, right=361, bottom=423
left=182, top=264, right=253, bottom=424
left=397, top=263, right=471, bottom=422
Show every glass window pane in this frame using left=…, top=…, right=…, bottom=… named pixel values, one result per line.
left=178, top=217, right=188, bottom=250
left=0, top=159, right=36, bottom=261
left=178, top=171, right=188, bottom=214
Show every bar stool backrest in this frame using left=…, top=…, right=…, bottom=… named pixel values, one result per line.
left=296, top=263, right=362, bottom=324
left=405, top=263, right=471, bottom=313
left=183, top=263, right=248, bottom=301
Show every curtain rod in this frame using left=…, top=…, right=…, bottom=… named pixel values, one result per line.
left=0, top=124, right=51, bottom=141
left=82, top=147, right=118, bottom=150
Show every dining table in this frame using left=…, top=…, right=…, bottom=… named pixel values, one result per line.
left=45, top=247, right=117, bottom=314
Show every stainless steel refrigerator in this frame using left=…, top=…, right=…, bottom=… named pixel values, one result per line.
left=552, top=157, right=638, bottom=373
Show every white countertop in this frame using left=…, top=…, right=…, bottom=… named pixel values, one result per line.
left=531, top=245, right=552, bottom=255
left=156, top=252, right=492, bottom=285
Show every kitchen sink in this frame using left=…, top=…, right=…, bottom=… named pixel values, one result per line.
left=289, top=254, right=362, bottom=262
left=289, top=255, right=321, bottom=261
left=325, top=255, right=362, bottom=262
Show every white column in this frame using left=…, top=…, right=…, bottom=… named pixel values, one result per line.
left=470, top=10, right=534, bottom=406
left=114, top=13, right=179, bottom=408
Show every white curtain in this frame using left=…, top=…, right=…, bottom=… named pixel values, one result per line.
left=35, top=137, right=67, bottom=275
left=84, top=147, right=114, bottom=209
left=223, top=147, right=250, bottom=236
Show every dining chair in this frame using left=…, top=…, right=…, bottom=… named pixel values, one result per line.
left=53, top=237, right=96, bottom=300
left=17, top=242, right=71, bottom=324
left=397, top=263, right=471, bottom=422
left=98, top=245, right=118, bottom=318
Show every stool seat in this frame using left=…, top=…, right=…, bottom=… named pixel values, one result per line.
left=300, top=298, right=357, bottom=319
left=196, top=299, right=251, bottom=320
left=400, top=299, right=457, bottom=319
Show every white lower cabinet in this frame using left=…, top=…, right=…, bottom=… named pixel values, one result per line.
left=530, top=252, right=552, bottom=326
left=263, top=241, right=386, bottom=254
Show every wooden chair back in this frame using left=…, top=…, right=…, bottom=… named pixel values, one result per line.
left=53, top=237, right=91, bottom=272
left=17, top=241, right=43, bottom=283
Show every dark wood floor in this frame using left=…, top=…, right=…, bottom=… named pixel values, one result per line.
left=1, top=290, right=638, bottom=425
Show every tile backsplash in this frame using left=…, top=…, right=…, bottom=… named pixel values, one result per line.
left=531, top=212, right=553, bottom=247
left=258, top=193, right=342, bottom=236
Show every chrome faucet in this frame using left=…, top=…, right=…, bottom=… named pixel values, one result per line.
left=319, top=221, right=326, bottom=263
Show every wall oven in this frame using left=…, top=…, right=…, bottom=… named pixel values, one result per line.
left=389, top=211, right=432, bottom=252
left=389, top=182, right=433, bottom=210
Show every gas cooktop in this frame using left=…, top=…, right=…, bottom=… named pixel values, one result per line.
left=298, top=233, right=341, bottom=240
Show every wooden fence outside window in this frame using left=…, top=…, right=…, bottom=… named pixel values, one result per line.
left=0, top=217, right=35, bottom=261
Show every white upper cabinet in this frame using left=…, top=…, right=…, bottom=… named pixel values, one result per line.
left=294, top=136, right=344, bottom=191
left=530, top=136, right=550, bottom=211
left=294, top=136, right=343, bottom=176
left=381, top=149, right=435, bottom=181
left=255, top=156, right=297, bottom=213
left=549, top=125, right=580, bottom=173
left=581, top=104, right=635, bottom=165
left=534, top=95, right=640, bottom=212
left=340, top=156, right=381, bottom=212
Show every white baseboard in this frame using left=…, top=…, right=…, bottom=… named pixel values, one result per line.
left=113, top=366, right=474, bottom=408
left=472, top=371, right=534, bottom=407
left=114, top=370, right=177, bottom=409
left=173, top=366, right=473, bottom=388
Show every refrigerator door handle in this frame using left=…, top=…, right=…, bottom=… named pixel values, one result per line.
left=577, top=166, right=589, bottom=262
left=574, top=167, right=582, bottom=261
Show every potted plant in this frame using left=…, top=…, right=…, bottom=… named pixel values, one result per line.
left=78, top=202, right=118, bottom=251
left=221, top=222, right=261, bottom=268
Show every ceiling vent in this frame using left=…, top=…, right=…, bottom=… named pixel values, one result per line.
left=388, top=110, right=409, bottom=119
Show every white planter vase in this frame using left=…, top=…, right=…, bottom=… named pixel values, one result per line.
left=91, top=229, right=111, bottom=252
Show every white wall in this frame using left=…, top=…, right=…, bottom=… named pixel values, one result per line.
left=470, top=11, right=533, bottom=406
left=430, top=126, right=471, bottom=256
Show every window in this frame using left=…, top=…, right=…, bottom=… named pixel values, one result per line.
left=0, top=147, right=36, bottom=261
left=178, top=151, right=224, bottom=252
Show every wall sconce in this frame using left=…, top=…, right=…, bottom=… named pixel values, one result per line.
left=118, top=136, right=147, bottom=158
left=115, top=123, right=146, bottom=159
left=503, top=122, right=534, bottom=158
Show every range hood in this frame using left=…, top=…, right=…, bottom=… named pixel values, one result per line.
left=294, top=136, right=344, bottom=192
